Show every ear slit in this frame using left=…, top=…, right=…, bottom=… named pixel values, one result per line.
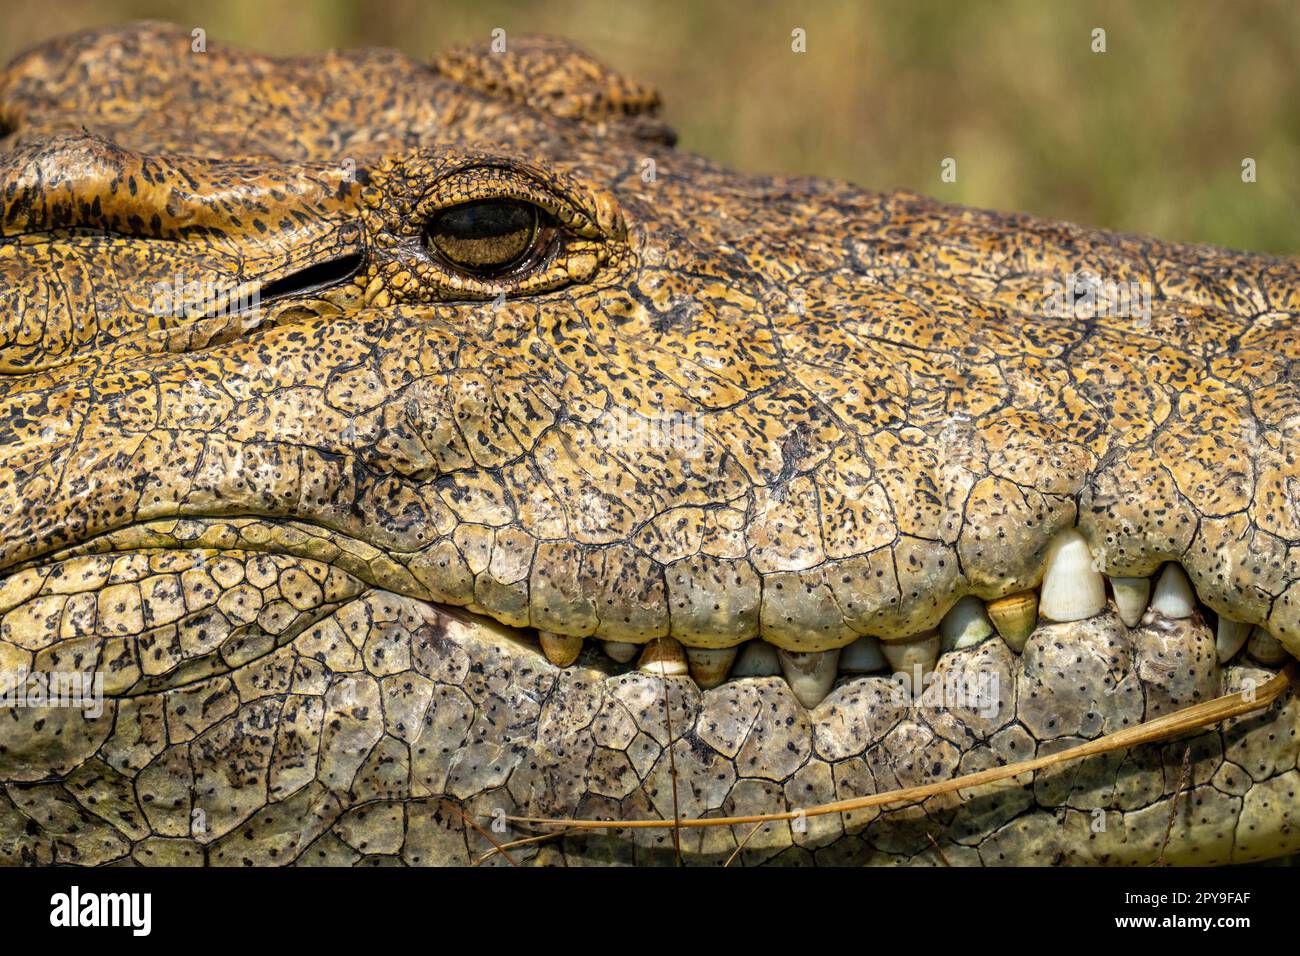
left=257, top=253, right=364, bottom=304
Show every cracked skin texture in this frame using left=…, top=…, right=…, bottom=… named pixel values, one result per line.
left=0, top=22, right=1298, bottom=865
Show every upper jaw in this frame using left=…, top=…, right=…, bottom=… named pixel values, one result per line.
left=0, top=268, right=1296, bottom=662
left=2, top=120, right=1294, bottom=662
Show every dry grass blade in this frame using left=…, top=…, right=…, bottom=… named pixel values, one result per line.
left=475, top=828, right=580, bottom=866
left=724, top=821, right=767, bottom=867
left=660, top=673, right=684, bottom=866
left=926, top=831, right=952, bottom=866
left=445, top=801, right=519, bottom=867
left=508, top=662, right=1297, bottom=832
left=1151, top=743, right=1194, bottom=867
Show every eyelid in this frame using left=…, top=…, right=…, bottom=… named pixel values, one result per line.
left=420, top=165, right=603, bottom=239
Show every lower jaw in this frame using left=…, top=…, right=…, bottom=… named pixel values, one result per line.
left=408, top=596, right=1298, bottom=865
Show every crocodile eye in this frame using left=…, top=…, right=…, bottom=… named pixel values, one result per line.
left=424, top=199, right=541, bottom=276
left=407, top=160, right=622, bottom=301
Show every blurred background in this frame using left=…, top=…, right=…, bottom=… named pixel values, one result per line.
left=3, top=0, right=1297, bottom=253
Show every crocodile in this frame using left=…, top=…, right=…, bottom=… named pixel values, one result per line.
left=0, top=22, right=1297, bottom=866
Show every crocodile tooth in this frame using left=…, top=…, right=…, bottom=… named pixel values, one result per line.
left=940, top=595, right=994, bottom=651
left=686, top=646, right=738, bottom=688
left=839, top=635, right=887, bottom=673
left=880, top=630, right=941, bottom=685
left=777, top=648, right=841, bottom=708
left=1149, top=564, right=1195, bottom=619
left=1247, top=627, right=1288, bottom=666
left=986, top=591, right=1038, bottom=652
left=1110, top=576, right=1151, bottom=627
left=731, top=641, right=781, bottom=677
left=539, top=631, right=583, bottom=666
left=1216, top=618, right=1252, bottom=663
left=1039, top=528, right=1106, bottom=623
left=637, top=637, right=689, bottom=676
left=602, top=640, right=639, bottom=663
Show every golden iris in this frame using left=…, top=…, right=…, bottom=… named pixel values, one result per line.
left=425, top=199, right=540, bottom=275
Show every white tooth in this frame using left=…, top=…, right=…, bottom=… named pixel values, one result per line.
left=1110, top=576, right=1151, bottom=627
left=838, top=636, right=888, bottom=672
left=731, top=641, right=781, bottom=677
left=539, top=631, right=583, bottom=666
left=1247, top=627, right=1288, bottom=666
left=1038, top=528, right=1106, bottom=622
left=880, top=630, right=941, bottom=688
left=637, top=637, right=689, bottom=676
left=1149, top=564, right=1195, bottom=619
left=1216, top=618, right=1252, bottom=663
left=939, top=596, right=994, bottom=651
left=602, top=640, right=639, bottom=663
left=777, top=648, right=841, bottom=709
left=686, top=646, right=738, bottom=689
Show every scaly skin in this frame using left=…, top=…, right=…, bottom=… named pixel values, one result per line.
left=0, top=23, right=1297, bottom=865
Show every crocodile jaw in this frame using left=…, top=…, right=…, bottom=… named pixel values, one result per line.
left=3, top=513, right=1297, bottom=865
left=0, top=22, right=1298, bottom=866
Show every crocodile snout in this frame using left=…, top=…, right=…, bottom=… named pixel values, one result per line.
left=0, top=21, right=1297, bottom=867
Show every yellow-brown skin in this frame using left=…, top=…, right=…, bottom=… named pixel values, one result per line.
left=0, top=23, right=1297, bottom=865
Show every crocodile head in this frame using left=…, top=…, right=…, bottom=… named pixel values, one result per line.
left=1, top=23, right=1298, bottom=866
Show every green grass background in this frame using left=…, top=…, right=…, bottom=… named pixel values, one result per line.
left=3, top=0, right=1297, bottom=253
